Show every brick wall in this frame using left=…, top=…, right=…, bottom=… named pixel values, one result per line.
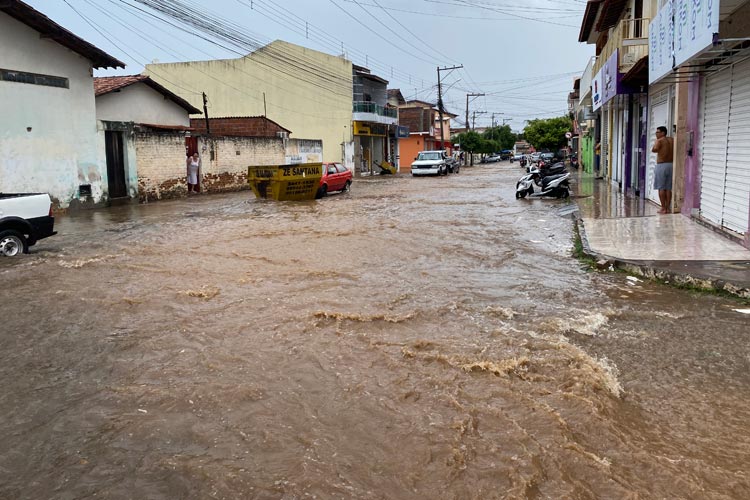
left=136, top=132, right=285, bottom=201
left=190, top=117, right=289, bottom=138
left=135, top=131, right=189, bottom=201
left=199, top=136, right=285, bottom=193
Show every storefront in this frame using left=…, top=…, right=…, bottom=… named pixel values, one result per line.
left=650, top=0, right=750, bottom=241
left=353, top=121, right=386, bottom=176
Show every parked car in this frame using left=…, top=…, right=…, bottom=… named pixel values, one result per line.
left=512, top=152, right=525, bottom=161
left=500, top=150, right=513, bottom=160
left=530, top=152, right=542, bottom=163
left=317, top=162, right=352, bottom=198
left=482, top=154, right=502, bottom=163
left=0, top=193, right=56, bottom=256
left=411, top=150, right=450, bottom=176
left=540, top=152, right=555, bottom=164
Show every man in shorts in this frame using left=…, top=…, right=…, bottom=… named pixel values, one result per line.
left=651, top=126, right=674, bottom=214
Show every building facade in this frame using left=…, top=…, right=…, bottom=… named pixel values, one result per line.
left=0, top=0, right=123, bottom=209
left=145, top=40, right=353, bottom=164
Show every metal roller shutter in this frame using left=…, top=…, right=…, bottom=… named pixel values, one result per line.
left=700, top=68, right=732, bottom=226
left=602, top=107, right=608, bottom=176
left=724, top=58, right=750, bottom=235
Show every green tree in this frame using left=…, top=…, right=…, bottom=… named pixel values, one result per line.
left=482, top=125, right=516, bottom=150
left=523, top=116, right=572, bottom=151
left=452, top=131, right=483, bottom=165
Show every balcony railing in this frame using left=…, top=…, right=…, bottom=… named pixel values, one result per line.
left=594, top=17, right=650, bottom=74
left=353, top=101, right=398, bottom=118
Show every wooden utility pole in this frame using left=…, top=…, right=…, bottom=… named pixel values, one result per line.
left=466, top=92, right=484, bottom=132
left=202, top=92, right=210, bottom=135
left=437, top=64, right=463, bottom=150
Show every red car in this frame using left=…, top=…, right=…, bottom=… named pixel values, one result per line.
left=317, top=162, right=352, bottom=198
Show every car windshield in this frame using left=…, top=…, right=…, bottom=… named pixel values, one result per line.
left=418, top=152, right=441, bottom=160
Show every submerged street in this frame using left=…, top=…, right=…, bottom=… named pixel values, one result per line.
left=2, top=164, right=749, bottom=498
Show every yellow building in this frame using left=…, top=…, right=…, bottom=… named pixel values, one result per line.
left=145, top=40, right=353, bottom=163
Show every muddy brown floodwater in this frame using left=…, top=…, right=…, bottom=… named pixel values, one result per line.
left=1, top=164, right=749, bottom=499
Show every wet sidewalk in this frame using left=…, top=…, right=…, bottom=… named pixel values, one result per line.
left=570, top=171, right=750, bottom=298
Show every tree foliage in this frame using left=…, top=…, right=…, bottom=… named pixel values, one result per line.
left=523, top=116, right=572, bottom=151
left=482, top=125, right=516, bottom=150
left=452, top=131, right=483, bottom=154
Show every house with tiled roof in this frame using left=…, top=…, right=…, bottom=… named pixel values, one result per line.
left=93, top=74, right=205, bottom=201
left=0, top=0, right=124, bottom=209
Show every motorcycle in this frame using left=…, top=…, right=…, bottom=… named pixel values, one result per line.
left=570, top=154, right=579, bottom=169
left=529, top=160, right=566, bottom=177
left=516, top=168, right=571, bottom=199
left=519, top=156, right=527, bottom=168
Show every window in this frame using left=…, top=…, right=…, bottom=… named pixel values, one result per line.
left=0, top=68, right=69, bottom=89
left=335, top=163, right=348, bottom=173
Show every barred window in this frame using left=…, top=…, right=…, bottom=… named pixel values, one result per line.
left=0, top=68, right=69, bottom=89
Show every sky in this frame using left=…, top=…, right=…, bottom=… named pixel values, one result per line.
left=24, top=0, right=595, bottom=131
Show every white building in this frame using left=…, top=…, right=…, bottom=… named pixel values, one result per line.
left=0, top=0, right=123, bottom=209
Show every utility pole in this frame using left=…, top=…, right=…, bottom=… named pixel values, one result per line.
left=437, top=64, right=463, bottom=150
left=472, top=111, right=487, bottom=130
left=491, top=112, right=504, bottom=128
left=466, top=92, right=484, bottom=133
left=202, top=92, right=210, bottom=135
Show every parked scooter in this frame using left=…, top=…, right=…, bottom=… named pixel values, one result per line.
left=516, top=168, right=571, bottom=199
left=528, top=160, right=566, bottom=177
left=570, top=153, right=579, bottom=169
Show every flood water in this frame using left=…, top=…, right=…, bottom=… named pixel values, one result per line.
left=1, top=163, right=749, bottom=499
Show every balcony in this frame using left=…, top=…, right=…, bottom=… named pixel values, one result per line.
left=352, top=101, right=398, bottom=125
left=594, top=17, right=650, bottom=75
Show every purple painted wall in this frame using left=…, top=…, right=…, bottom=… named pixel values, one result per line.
left=624, top=95, right=633, bottom=194
left=682, top=77, right=702, bottom=215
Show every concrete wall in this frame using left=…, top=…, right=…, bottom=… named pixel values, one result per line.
left=0, top=14, right=105, bottom=209
left=95, top=83, right=191, bottom=127
left=145, top=40, right=352, bottom=163
left=285, top=139, right=323, bottom=164
left=99, top=121, right=139, bottom=199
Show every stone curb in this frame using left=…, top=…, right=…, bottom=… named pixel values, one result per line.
left=574, top=217, right=750, bottom=299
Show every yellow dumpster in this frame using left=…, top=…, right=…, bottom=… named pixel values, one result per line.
left=247, top=163, right=323, bottom=201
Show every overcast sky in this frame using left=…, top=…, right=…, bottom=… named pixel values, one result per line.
left=25, top=0, right=594, bottom=131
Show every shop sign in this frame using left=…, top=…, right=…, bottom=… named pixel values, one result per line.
left=396, top=126, right=409, bottom=138
left=649, top=0, right=675, bottom=84
left=592, top=69, right=603, bottom=110
left=353, top=121, right=386, bottom=137
left=673, top=0, right=720, bottom=67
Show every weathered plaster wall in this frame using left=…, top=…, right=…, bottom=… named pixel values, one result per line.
left=198, top=136, right=285, bottom=193
left=285, top=139, right=323, bottom=164
left=95, top=83, right=192, bottom=127
left=0, top=14, right=104, bottom=208
left=146, top=40, right=351, bottom=163
left=99, top=121, right=139, bottom=199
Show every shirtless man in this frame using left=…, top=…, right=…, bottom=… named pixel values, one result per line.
left=651, top=126, right=674, bottom=214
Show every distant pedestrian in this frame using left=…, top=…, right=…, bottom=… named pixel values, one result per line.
left=594, top=141, right=601, bottom=174
left=186, top=152, right=202, bottom=194
left=651, top=126, right=674, bottom=214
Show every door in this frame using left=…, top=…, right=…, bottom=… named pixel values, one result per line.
left=105, top=130, right=127, bottom=199
left=700, top=67, right=732, bottom=226
left=722, top=58, right=750, bottom=235
left=647, top=89, right=670, bottom=204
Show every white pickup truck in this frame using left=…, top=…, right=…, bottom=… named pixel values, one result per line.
left=0, top=193, right=57, bottom=256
